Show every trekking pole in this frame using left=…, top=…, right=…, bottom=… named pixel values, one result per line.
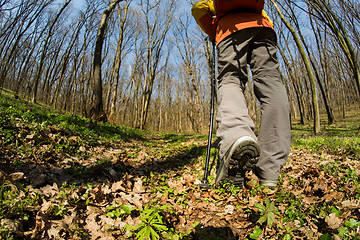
left=199, top=40, right=216, bottom=190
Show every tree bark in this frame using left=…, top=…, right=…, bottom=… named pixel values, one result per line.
left=271, top=0, right=321, bottom=134
left=0, top=1, right=54, bottom=91
left=92, top=0, right=124, bottom=122
left=309, top=0, right=360, bottom=97
left=138, top=0, right=175, bottom=130
left=108, top=0, right=131, bottom=122
left=32, top=0, right=71, bottom=103
left=175, top=16, right=203, bottom=132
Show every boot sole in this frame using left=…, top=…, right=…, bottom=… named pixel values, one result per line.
left=215, top=137, right=260, bottom=187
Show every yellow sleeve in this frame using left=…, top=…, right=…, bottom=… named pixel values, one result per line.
left=191, top=0, right=216, bottom=40
left=262, top=10, right=274, bottom=27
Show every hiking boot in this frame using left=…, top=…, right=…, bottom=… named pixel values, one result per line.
left=252, top=168, right=278, bottom=188
left=215, top=136, right=260, bottom=187
left=260, top=180, right=277, bottom=188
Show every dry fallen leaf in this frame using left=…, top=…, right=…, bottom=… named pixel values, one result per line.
left=25, top=134, right=34, bottom=140
left=325, top=213, right=342, bottom=229
left=111, top=181, right=125, bottom=192
left=224, top=205, right=235, bottom=215
left=7, top=172, right=25, bottom=182
left=68, top=136, right=81, bottom=145
left=47, top=222, right=62, bottom=240
left=303, top=196, right=317, bottom=204
left=102, top=184, right=112, bottom=195
left=32, top=201, right=53, bottom=238
left=194, top=178, right=202, bottom=185
left=133, top=178, right=145, bottom=193
left=322, top=191, right=344, bottom=202
left=167, top=179, right=187, bottom=194
left=85, top=213, right=103, bottom=239
left=40, top=183, right=59, bottom=197
left=99, top=215, right=115, bottom=230
left=341, top=200, right=360, bottom=209
left=0, top=219, right=21, bottom=234
left=0, top=171, right=25, bottom=186
left=184, top=174, right=195, bottom=185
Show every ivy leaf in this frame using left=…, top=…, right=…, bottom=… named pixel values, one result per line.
left=249, top=228, right=263, bottom=239
left=162, top=231, right=180, bottom=240
left=106, top=212, right=115, bottom=218
left=319, top=233, right=333, bottom=240
left=345, top=218, right=360, bottom=230
left=337, top=227, right=348, bottom=237
left=121, top=204, right=134, bottom=215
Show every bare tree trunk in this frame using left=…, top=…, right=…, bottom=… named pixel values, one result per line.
left=138, top=0, right=175, bottom=130
left=108, top=0, right=132, bottom=122
left=278, top=46, right=305, bottom=125
left=51, top=19, right=83, bottom=108
left=42, top=27, right=70, bottom=103
left=286, top=3, right=335, bottom=124
left=65, top=48, right=82, bottom=112
left=309, top=0, right=360, bottom=97
left=0, top=1, right=54, bottom=91
left=175, top=16, right=203, bottom=132
left=92, top=0, right=124, bottom=122
left=128, top=31, right=144, bottom=128
left=271, top=0, right=321, bottom=134
left=14, top=23, right=47, bottom=98
left=32, top=0, right=71, bottom=103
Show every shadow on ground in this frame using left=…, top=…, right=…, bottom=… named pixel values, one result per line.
left=190, top=226, right=238, bottom=240
left=0, top=134, right=214, bottom=189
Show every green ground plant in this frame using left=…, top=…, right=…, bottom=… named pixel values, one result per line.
left=0, top=183, right=40, bottom=239
left=254, top=198, right=279, bottom=228
left=338, top=218, right=360, bottom=239
left=249, top=228, right=263, bottom=239
left=0, top=183, right=39, bottom=221
left=124, top=204, right=180, bottom=240
left=106, top=203, right=134, bottom=219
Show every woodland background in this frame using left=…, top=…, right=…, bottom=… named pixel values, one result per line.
left=0, top=0, right=359, bottom=133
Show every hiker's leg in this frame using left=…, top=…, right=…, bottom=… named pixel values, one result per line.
left=216, top=29, right=257, bottom=160
left=249, top=28, right=291, bottom=182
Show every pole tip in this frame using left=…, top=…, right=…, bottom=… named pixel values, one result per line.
left=199, top=180, right=211, bottom=190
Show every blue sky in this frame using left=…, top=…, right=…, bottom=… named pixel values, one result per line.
left=70, top=0, right=85, bottom=9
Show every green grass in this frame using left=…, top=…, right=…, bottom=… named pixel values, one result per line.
left=0, top=93, right=145, bottom=160
left=0, top=93, right=144, bottom=142
left=291, top=135, right=360, bottom=157
left=291, top=105, right=360, bottom=138
left=290, top=105, right=360, bottom=158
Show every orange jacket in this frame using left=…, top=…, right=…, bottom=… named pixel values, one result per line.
left=215, top=11, right=274, bottom=44
left=191, top=1, right=274, bottom=45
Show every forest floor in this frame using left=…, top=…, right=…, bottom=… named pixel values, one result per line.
left=1, top=91, right=360, bottom=240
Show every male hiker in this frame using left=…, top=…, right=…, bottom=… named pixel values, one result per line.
left=192, top=0, right=291, bottom=188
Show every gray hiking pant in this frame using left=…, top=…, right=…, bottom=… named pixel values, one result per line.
left=216, top=27, right=291, bottom=182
